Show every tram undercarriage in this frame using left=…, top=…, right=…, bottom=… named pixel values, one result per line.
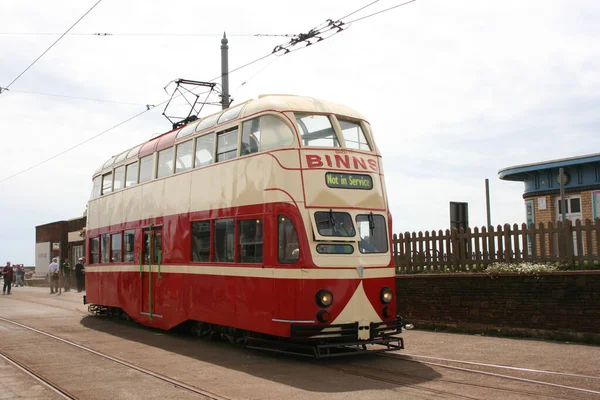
left=86, top=303, right=406, bottom=358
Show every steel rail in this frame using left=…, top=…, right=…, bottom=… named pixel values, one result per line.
left=380, top=353, right=600, bottom=396
left=393, top=353, right=600, bottom=380
left=0, top=350, right=76, bottom=399
left=0, top=316, right=230, bottom=400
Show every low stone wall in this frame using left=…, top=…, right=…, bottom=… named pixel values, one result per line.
left=396, top=271, right=600, bottom=339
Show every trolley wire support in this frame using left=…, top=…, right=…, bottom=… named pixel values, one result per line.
left=162, top=79, right=217, bottom=130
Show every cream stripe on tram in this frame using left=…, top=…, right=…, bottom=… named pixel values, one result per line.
left=85, top=265, right=395, bottom=280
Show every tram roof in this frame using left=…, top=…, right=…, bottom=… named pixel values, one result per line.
left=95, top=94, right=367, bottom=174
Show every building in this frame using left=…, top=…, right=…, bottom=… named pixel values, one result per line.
left=499, top=153, right=600, bottom=226
left=35, top=215, right=86, bottom=277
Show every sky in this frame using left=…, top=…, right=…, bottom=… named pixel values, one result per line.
left=1, top=0, right=599, bottom=265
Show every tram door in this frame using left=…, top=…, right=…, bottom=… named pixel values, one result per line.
left=141, top=226, right=162, bottom=320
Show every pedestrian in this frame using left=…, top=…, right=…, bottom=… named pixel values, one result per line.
left=62, top=258, right=71, bottom=292
left=2, top=262, right=13, bottom=295
left=12, top=264, right=18, bottom=287
left=16, top=264, right=25, bottom=287
left=75, top=258, right=85, bottom=292
left=48, top=258, right=59, bottom=294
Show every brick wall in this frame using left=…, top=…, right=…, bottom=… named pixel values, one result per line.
left=396, top=272, right=600, bottom=336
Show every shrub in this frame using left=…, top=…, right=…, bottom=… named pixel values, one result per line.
left=485, top=262, right=559, bottom=275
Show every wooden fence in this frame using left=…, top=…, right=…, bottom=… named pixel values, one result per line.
left=394, top=219, right=600, bottom=274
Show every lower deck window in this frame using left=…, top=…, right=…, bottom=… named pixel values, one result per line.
left=316, top=244, right=354, bottom=254
left=90, top=237, right=99, bottom=264
left=192, top=221, right=210, bottom=262
left=238, top=219, right=263, bottom=263
left=356, top=214, right=388, bottom=253
left=214, top=219, right=234, bottom=262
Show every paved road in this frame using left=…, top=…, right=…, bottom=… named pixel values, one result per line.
left=0, top=286, right=599, bottom=399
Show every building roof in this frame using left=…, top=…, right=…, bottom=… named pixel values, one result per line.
left=498, top=153, right=600, bottom=182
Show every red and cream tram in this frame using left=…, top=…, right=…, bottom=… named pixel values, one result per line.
left=85, top=94, right=405, bottom=356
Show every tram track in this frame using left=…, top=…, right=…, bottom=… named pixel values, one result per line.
left=0, top=350, right=76, bottom=399
left=0, top=316, right=231, bottom=400
left=375, top=352, right=600, bottom=398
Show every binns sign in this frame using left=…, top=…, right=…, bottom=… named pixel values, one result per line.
left=305, top=153, right=378, bottom=172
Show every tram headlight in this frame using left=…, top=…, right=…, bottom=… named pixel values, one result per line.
left=380, top=287, right=393, bottom=304
left=316, top=289, right=333, bottom=308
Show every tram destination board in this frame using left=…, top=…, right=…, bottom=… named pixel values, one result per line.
left=325, top=172, right=373, bottom=190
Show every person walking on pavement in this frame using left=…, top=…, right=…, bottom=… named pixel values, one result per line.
left=62, top=258, right=71, bottom=292
left=75, top=258, right=86, bottom=292
left=2, top=262, right=13, bottom=295
left=48, top=258, right=59, bottom=294
left=15, top=264, right=25, bottom=287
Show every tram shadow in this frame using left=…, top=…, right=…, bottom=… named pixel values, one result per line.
left=80, top=315, right=440, bottom=393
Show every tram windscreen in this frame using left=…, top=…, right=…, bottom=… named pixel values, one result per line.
left=356, top=214, right=388, bottom=253
left=314, top=211, right=355, bottom=237
left=295, top=114, right=340, bottom=147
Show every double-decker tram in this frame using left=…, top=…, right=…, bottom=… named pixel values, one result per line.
left=85, top=94, right=406, bottom=357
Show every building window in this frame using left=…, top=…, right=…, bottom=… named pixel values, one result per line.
left=214, top=219, right=234, bottom=262
left=278, top=215, right=299, bottom=263
left=90, top=237, right=99, bottom=264
left=238, top=219, right=263, bottom=263
left=111, top=233, right=122, bottom=262
left=101, top=234, right=110, bottom=263
left=192, top=221, right=211, bottom=262
left=124, top=230, right=135, bottom=262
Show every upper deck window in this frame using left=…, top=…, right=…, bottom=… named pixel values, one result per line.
left=156, top=147, right=174, bottom=178
left=102, top=172, right=113, bottom=195
left=241, top=115, right=294, bottom=156
left=114, top=151, right=128, bottom=165
left=218, top=105, right=243, bottom=124
left=102, top=156, right=116, bottom=170
left=113, top=166, right=125, bottom=191
left=339, top=119, right=371, bottom=151
left=125, top=162, right=138, bottom=187
left=216, top=128, right=239, bottom=162
left=314, top=211, right=355, bottom=237
left=196, top=114, right=220, bottom=132
left=295, top=114, right=339, bottom=148
left=175, top=140, right=194, bottom=172
left=139, top=155, right=154, bottom=184
left=195, top=133, right=215, bottom=167
left=177, top=121, right=199, bottom=139
left=127, top=145, right=142, bottom=159
left=91, top=176, right=101, bottom=199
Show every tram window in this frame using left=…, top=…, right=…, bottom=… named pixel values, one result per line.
left=314, top=211, right=355, bottom=237
left=114, top=150, right=128, bottom=165
left=356, top=214, right=388, bottom=253
left=139, top=155, right=154, bottom=183
left=90, top=237, right=99, bottom=264
left=101, top=234, right=110, bottom=263
left=125, top=162, right=138, bottom=188
left=102, top=172, right=113, bottom=195
left=218, top=105, right=244, bottom=124
left=192, top=221, right=211, bottom=262
left=113, top=166, right=125, bottom=191
left=238, top=219, right=263, bottom=263
left=195, top=133, right=215, bottom=167
left=196, top=114, right=220, bottom=132
left=175, top=140, right=194, bottom=173
left=339, top=119, right=371, bottom=151
left=316, top=244, right=354, bottom=254
left=157, top=147, right=174, bottom=178
left=142, top=229, right=162, bottom=265
left=216, top=128, right=239, bottom=162
left=91, top=176, right=101, bottom=199
left=278, top=215, right=300, bottom=264
left=127, top=144, right=142, bottom=159
left=260, top=115, right=294, bottom=151
left=177, top=121, right=199, bottom=139
left=102, top=156, right=116, bottom=170
left=111, top=233, right=122, bottom=262
left=241, top=118, right=261, bottom=156
left=295, top=114, right=339, bottom=148
left=214, top=219, right=234, bottom=262
left=124, top=230, right=135, bottom=262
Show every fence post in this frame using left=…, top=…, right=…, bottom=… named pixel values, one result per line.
left=473, top=226, right=481, bottom=270
left=481, top=226, right=489, bottom=267
left=513, top=223, right=521, bottom=262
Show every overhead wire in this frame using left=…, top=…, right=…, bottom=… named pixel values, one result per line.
left=5, top=89, right=148, bottom=106
left=1, top=0, right=103, bottom=92
left=0, top=32, right=295, bottom=38
left=345, top=0, right=417, bottom=24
